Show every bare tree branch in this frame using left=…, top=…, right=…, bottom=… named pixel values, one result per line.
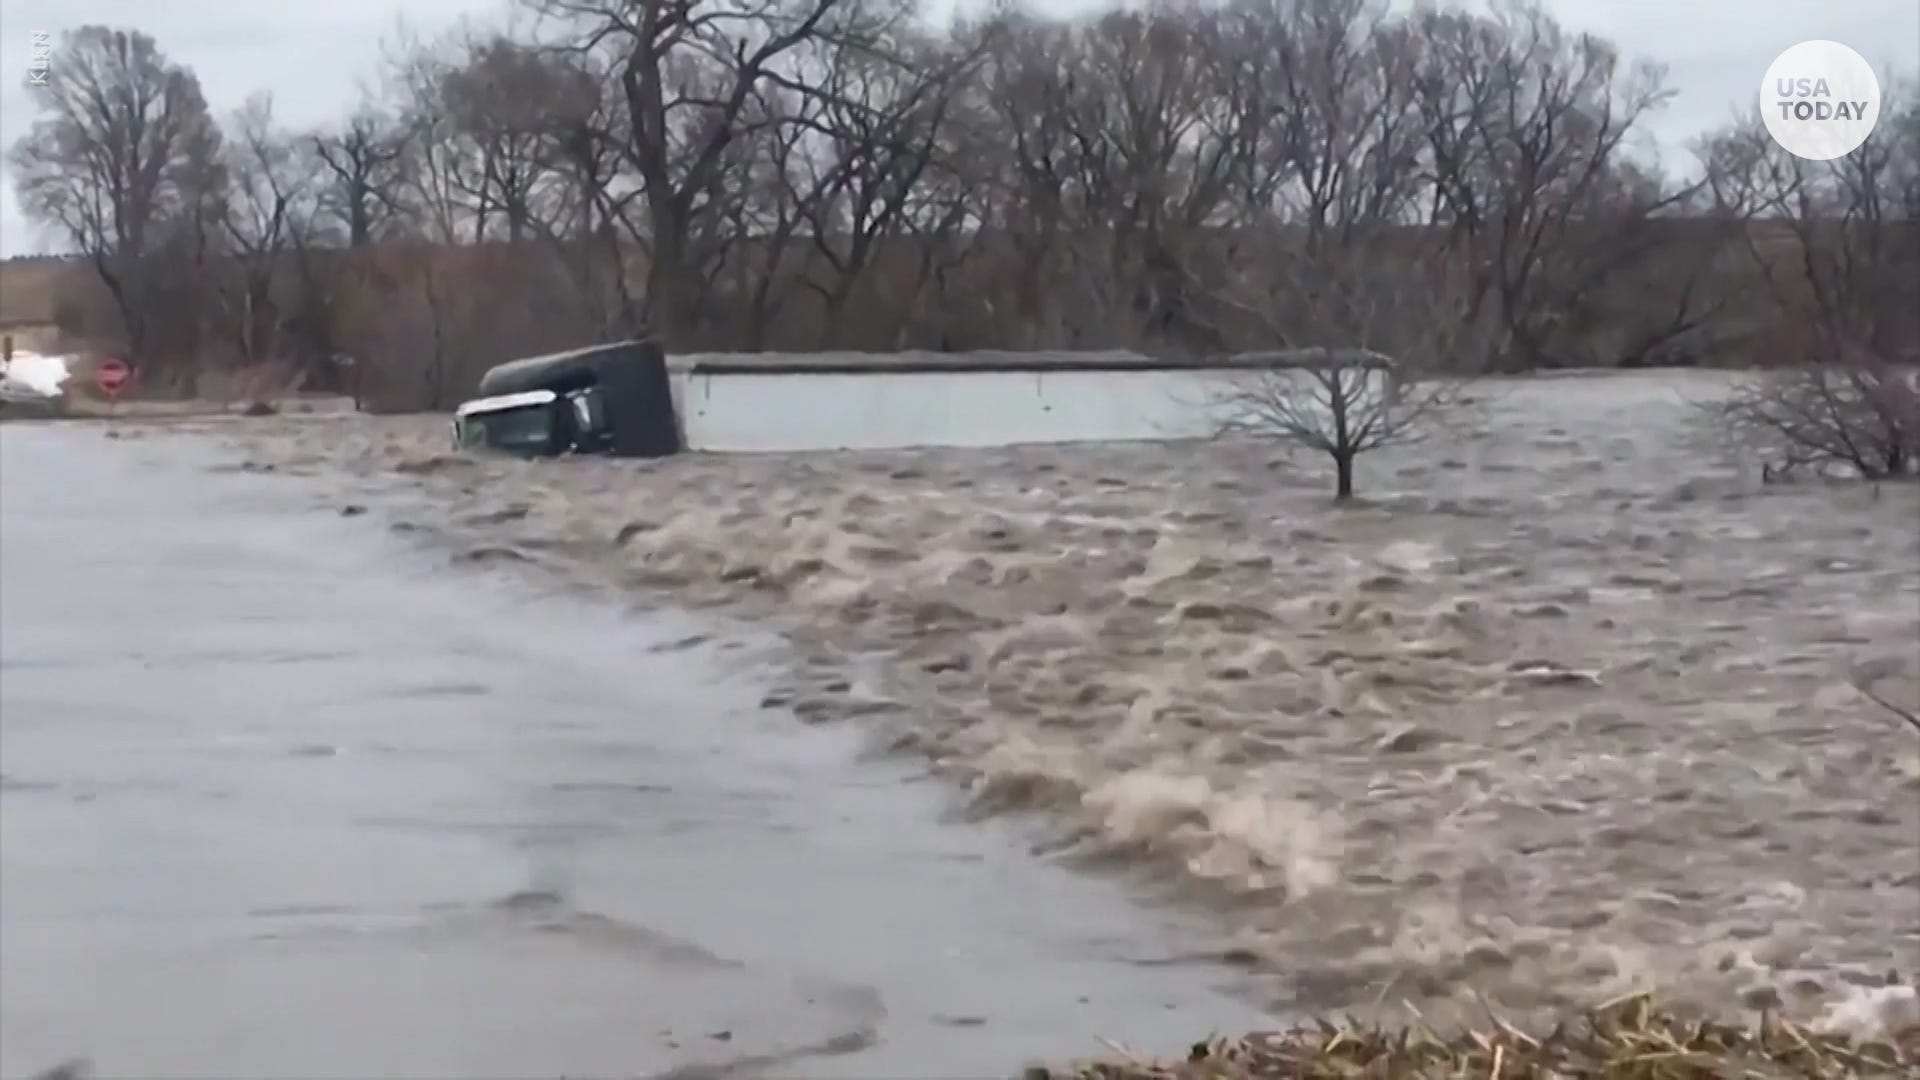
left=7, top=26, right=223, bottom=374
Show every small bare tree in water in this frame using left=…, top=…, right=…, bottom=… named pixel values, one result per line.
left=1699, top=92, right=1920, bottom=481
left=1199, top=222, right=1482, bottom=500
left=1215, top=349, right=1464, bottom=500
left=1716, top=361, right=1920, bottom=481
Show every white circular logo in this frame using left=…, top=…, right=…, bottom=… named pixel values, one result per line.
left=1761, top=40, right=1882, bottom=160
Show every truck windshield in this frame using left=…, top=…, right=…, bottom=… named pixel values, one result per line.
left=474, top=404, right=554, bottom=451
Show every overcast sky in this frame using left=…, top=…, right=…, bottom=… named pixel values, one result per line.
left=1, top=0, right=1915, bottom=256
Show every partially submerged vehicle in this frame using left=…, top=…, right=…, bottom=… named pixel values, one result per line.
left=456, top=343, right=1410, bottom=456
left=0, top=369, right=65, bottom=420
left=451, top=340, right=680, bottom=458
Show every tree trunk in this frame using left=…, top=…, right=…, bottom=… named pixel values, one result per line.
left=1334, top=452, right=1355, bottom=501
left=645, top=207, right=701, bottom=347
left=349, top=193, right=371, bottom=247
left=645, top=250, right=690, bottom=347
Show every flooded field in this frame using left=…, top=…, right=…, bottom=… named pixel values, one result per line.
left=0, top=425, right=1273, bottom=1079
left=207, top=370, right=1920, bottom=1033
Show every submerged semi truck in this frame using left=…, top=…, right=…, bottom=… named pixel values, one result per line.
left=451, top=340, right=681, bottom=459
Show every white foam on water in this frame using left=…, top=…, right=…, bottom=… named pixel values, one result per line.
left=1818, top=984, right=1920, bottom=1044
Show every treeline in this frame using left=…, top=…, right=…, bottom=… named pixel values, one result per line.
left=8, top=0, right=1917, bottom=409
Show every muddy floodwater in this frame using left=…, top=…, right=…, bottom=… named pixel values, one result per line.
left=0, top=425, right=1273, bottom=1079
left=207, top=370, right=1920, bottom=1032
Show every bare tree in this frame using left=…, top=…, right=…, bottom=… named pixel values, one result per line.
left=437, top=36, right=586, bottom=243
left=26, top=1, right=1907, bottom=399
left=963, top=11, right=1091, bottom=348
left=1701, top=83, right=1920, bottom=480
left=531, top=0, right=898, bottom=345
left=1211, top=0, right=1426, bottom=240
left=7, top=26, right=222, bottom=375
left=389, top=29, right=644, bottom=338
left=718, top=82, right=826, bottom=347
left=1215, top=348, right=1464, bottom=500
left=212, top=94, right=318, bottom=368
left=1206, top=217, right=1480, bottom=499
left=799, top=29, right=978, bottom=344
left=1411, top=3, right=1678, bottom=372
left=312, top=107, right=411, bottom=247
left=884, top=155, right=976, bottom=348
left=384, top=27, right=480, bottom=245
left=1716, top=364, right=1918, bottom=481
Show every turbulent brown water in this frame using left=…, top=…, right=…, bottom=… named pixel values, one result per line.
left=0, top=424, right=1277, bottom=1079
left=141, top=372, right=1920, bottom=1030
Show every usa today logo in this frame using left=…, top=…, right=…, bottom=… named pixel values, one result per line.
left=1762, top=40, right=1882, bottom=160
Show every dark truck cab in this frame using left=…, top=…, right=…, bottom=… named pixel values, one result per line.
left=451, top=340, right=681, bottom=459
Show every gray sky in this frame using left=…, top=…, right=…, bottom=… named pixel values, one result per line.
left=1, top=0, right=1915, bottom=256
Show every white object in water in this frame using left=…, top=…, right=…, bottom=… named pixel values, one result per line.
left=1817, top=983, right=1920, bottom=1044
left=1, top=351, right=73, bottom=398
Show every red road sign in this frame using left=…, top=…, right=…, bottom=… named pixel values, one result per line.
left=95, top=358, right=131, bottom=399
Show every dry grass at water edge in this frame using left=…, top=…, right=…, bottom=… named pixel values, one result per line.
left=1025, top=994, right=1920, bottom=1079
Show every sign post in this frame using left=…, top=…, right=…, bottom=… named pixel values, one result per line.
left=96, top=357, right=130, bottom=415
